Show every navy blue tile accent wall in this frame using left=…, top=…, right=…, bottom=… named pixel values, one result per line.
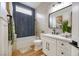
left=12, top=2, right=35, bottom=38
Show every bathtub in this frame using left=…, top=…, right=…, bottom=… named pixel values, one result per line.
left=16, top=36, right=38, bottom=53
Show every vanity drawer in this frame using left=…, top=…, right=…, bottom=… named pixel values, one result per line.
left=57, top=49, right=65, bottom=56
left=57, top=40, right=66, bottom=48
left=57, top=40, right=71, bottom=56
left=57, top=47, right=71, bottom=56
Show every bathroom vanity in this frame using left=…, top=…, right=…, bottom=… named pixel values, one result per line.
left=41, top=33, right=79, bottom=56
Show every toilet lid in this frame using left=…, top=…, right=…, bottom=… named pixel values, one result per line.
left=34, top=40, right=42, bottom=42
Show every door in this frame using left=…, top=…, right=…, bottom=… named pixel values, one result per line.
left=0, top=2, right=8, bottom=56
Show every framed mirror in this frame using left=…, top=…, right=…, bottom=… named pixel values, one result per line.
left=48, top=5, right=72, bottom=34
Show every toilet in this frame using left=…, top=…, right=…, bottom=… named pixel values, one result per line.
left=34, top=40, right=42, bottom=51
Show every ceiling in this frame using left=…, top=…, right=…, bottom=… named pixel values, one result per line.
left=21, top=2, right=41, bottom=8
left=20, top=2, right=58, bottom=9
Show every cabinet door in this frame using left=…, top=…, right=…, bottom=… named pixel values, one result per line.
left=41, top=36, right=56, bottom=56
left=48, top=38, right=56, bottom=56
left=64, top=42, right=71, bottom=56
left=0, top=19, right=8, bottom=55
left=44, top=37, right=56, bottom=56
left=71, top=45, right=79, bottom=56
left=42, top=36, right=49, bottom=55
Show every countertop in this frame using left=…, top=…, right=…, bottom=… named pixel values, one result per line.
left=41, top=33, right=79, bottom=48
left=41, top=33, right=72, bottom=42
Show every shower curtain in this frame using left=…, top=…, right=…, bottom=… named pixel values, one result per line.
left=13, top=2, right=35, bottom=38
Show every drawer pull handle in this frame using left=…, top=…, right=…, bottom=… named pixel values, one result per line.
left=61, top=52, right=64, bottom=54
left=46, top=42, right=50, bottom=50
left=61, top=43, right=64, bottom=45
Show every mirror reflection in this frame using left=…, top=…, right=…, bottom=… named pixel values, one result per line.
left=49, top=5, right=72, bottom=34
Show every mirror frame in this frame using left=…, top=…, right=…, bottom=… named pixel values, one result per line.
left=48, top=4, right=72, bottom=29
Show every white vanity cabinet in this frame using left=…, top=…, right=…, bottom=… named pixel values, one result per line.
left=42, top=36, right=56, bottom=56
left=42, top=36, right=71, bottom=56
left=41, top=34, right=79, bottom=56
left=56, top=40, right=71, bottom=56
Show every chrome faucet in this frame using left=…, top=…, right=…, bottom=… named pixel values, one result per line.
left=52, top=27, right=56, bottom=34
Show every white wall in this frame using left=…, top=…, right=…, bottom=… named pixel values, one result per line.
left=72, top=3, right=79, bottom=43
left=0, top=2, right=8, bottom=56
left=35, top=2, right=52, bottom=36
